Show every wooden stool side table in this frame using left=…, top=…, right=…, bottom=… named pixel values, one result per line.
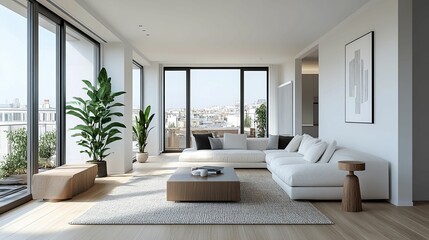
left=338, top=161, right=366, bottom=212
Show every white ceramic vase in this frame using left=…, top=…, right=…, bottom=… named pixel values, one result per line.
left=136, top=152, right=149, bottom=163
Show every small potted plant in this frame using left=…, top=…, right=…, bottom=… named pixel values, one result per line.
left=133, top=105, right=155, bottom=163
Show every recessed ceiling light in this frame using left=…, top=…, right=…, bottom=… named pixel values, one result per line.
left=138, top=24, right=143, bottom=27
left=146, top=34, right=150, bottom=36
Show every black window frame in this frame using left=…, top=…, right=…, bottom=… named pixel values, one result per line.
left=163, top=66, right=269, bottom=153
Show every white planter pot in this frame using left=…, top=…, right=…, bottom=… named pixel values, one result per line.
left=136, top=152, right=149, bottom=163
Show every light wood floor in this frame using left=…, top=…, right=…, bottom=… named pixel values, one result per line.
left=0, top=154, right=428, bottom=240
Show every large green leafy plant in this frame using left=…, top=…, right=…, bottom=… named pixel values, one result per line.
left=66, top=68, right=126, bottom=162
left=132, top=105, right=155, bottom=153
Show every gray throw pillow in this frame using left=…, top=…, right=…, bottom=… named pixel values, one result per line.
left=208, top=137, right=223, bottom=150
left=266, top=134, right=279, bottom=150
left=223, top=133, right=247, bottom=150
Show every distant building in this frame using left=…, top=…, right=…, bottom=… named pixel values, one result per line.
left=0, top=99, right=56, bottom=160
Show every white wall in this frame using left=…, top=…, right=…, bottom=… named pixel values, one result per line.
left=268, top=65, right=280, bottom=135
left=102, top=43, right=133, bottom=174
left=143, top=62, right=162, bottom=155
left=280, top=59, right=302, bottom=135
left=316, top=0, right=412, bottom=205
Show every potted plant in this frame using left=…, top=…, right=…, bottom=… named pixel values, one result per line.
left=66, top=68, right=126, bottom=177
left=132, top=105, right=155, bottom=163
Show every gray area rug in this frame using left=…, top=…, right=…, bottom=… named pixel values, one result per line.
left=70, top=169, right=333, bottom=225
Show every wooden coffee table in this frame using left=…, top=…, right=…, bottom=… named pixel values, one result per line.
left=166, top=167, right=240, bottom=202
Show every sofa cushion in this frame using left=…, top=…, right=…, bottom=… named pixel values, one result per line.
left=278, top=135, right=294, bottom=149
left=285, top=135, right=303, bottom=152
left=273, top=164, right=344, bottom=187
left=264, top=151, right=303, bottom=164
left=319, top=140, right=337, bottom=163
left=223, top=133, right=247, bottom=150
left=179, top=149, right=265, bottom=163
left=329, top=147, right=381, bottom=164
left=269, top=157, right=308, bottom=168
left=266, top=135, right=279, bottom=150
left=298, top=134, right=320, bottom=154
left=247, top=138, right=269, bottom=150
left=208, top=137, right=223, bottom=150
left=193, top=133, right=213, bottom=150
left=303, top=141, right=328, bottom=163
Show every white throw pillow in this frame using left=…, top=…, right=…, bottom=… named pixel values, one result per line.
left=298, top=134, right=320, bottom=154
left=285, top=135, right=303, bottom=152
left=223, top=133, right=247, bottom=150
left=304, top=141, right=328, bottom=163
left=319, top=140, right=337, bottom=163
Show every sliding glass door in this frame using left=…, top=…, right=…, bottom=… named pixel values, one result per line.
left=65, top=25, right=99, bottom=164
left=38, top=13, right=59, bottom=170
left=243, top=70, right=268, bottom=137
left=164, top=70, right=187, bottom=151
left=0, top=0, right=29, bottom=205
left=0, top=0, right=100, bottom=214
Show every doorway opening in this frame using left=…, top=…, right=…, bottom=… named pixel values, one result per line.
left=301, top=49, right=319, bottom=137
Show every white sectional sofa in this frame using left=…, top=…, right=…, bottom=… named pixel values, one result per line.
left=179, top=135, right=390, bottom=200
left=179, top=138, right=269, bottom=168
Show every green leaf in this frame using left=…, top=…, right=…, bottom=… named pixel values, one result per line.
left=111, top=91, right=126, bottom=98
left=73, top=97, right=87, bottom=105
left=82, top=80, right=95, bottom=91
left=104, top=122, right=126, bottom=132
left=106, top=136, right=122, bottom=145
left=66, top=110, right=88, bottom=124
left=108, top=102, right=125, bottom=108
left=71, top=125, right=94, bottom=136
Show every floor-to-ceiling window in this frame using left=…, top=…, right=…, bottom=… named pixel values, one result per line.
left=65, top=25, right=99, bottom=164
left=163, top=67, right=268, bottom=152
left=164, top=70, right=187, bottom=151
left=190, top=69, right=240, bottom=142
left=0, top=0, right=29, bottom=207
left=132, top=61, right=143, bottom=152
left=38, top=13, right=59, bottom=170
left=243, top=70, right=268, bottom=137
left=0, top=0, right=100, bottom=213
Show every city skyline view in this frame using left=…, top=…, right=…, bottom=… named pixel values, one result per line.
left=165, top=69, right=267, bottom=110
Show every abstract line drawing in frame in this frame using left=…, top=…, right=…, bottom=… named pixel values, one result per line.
left=345, top=31, right=374, bottom=123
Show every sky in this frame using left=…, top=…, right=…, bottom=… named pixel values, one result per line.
left=0, top=3, right=28, bottom=106
left=165, top=69, right=267, bottom=110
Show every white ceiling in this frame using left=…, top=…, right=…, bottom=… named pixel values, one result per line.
left=67, top=0, right=370, bottom=64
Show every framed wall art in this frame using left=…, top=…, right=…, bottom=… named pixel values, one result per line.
left=345, top=31, right=374, bottom=123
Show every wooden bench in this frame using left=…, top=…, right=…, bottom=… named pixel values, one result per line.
left=32, top=164, right=97, bottom=200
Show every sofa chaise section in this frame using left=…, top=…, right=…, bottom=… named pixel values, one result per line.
left=268, top=147, right=389, bottom=200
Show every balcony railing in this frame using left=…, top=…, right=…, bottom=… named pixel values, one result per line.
left=0, top=123, right=57, bottom=199
left=164, top=127, right=258, bottom=150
